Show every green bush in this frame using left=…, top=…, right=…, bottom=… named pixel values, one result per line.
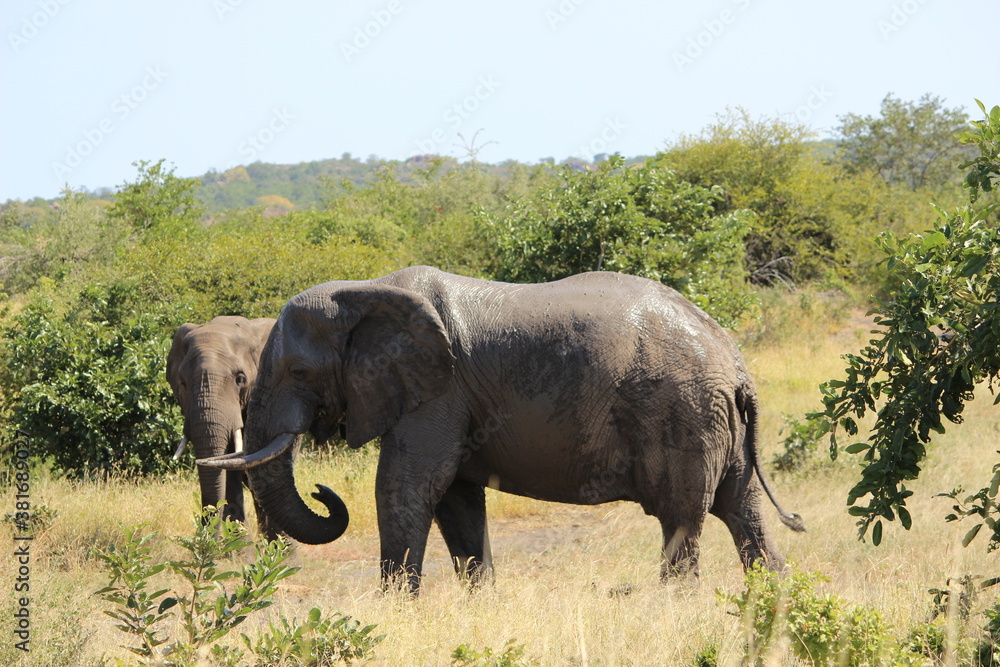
left=110, top=219, right=397, bottom=322
left=0, top=187, right=126, bottom=296
left=0, top=286, right=183, bottom=477
left=808, top=102, right=1000, bottom=548
left=478, top=155, right=755, bottom=329
left=94, top=507, right=383, bottom=666
left=658, top=109, right=946, bottom=290
left=725, top=566, right=902, bottom=666
left=451, top=639, right=533, bottom=667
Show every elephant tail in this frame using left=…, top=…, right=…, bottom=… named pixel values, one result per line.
left=739, top=385, right=806, bottom=532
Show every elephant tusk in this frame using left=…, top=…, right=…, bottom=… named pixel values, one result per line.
left=197, top=433, right=296, bottom=470
left=172, top=436, right=188, bottom=460
left=233, top=428, right=244, bottom=453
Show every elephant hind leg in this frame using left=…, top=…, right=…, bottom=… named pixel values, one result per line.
left=434, top=479, right=493, bottom=586
left=658, top=516, right=705, bottom=580
left=711, top=470, right=785, bottom=571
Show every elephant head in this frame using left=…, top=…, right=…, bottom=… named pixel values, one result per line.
left=199, top=284, right=455, bottom=544
left=166, top=316, right=276, bottom=523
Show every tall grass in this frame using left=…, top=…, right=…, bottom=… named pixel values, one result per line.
left=3, top=292, right=999, bottom=665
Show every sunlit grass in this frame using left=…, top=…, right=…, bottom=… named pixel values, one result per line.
left=5, top=297, right=1000, bottom=665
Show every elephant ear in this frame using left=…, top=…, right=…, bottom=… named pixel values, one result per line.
left=245, top=318, right=277, bottom=367
left=338, top=285, right=455, bottom=448
left=166, top=323, right=197, bottom=395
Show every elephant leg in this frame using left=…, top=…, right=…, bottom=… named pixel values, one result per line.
left=375, top=433, right=458, bottom=595
left=658, top=517, right=704, bottom=579
left=223, top=470, right=246, bottom=523
left=434, top=479, right=492, bottom=585
left=711, top=469, right=785, bottom=571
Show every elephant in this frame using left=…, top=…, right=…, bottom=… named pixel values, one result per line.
left=167, top=315, right=276, bottom=527
left=199, top=266, right=804, bottom=593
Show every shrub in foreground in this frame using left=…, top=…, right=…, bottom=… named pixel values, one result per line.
left=94, top=506, right=383, bottom=666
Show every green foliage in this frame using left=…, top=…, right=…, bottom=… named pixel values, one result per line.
left=108, top=159, right=205, bottom=233
left=312, top=159, right=546, bottom=277
left=725, top=565, right=902, bottom=666
left=163, top=509, right=299, bottom=661
left=659, top=109, right=939, bottom=288
left=94, top=507, right=380, bottom=666
left=242, top=607, right=384, bottom=666
left=960, top=99, right=1000, bottom=200
left=836, top=93, right=974, bottom=191
left=807, top=102, right=1000, bottom=547
left=110, top=219, right=396, bottom=322
left=479, top=155, right=755, bottom=328
left=773, top=414, right=828, bottom=472
left=451, top=639, right=532, bottom=667
left=0, top=187, right=125, bottom=295
left=690, top=643, right=719, bottom=667
left=0, top=287, right=183, bottom=477
left=93, top=526, right=172, bottom=659
left=2, top=501, right=59, bottom=536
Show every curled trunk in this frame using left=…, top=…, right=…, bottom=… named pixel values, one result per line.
left=245, top=448, right=349, bottom=544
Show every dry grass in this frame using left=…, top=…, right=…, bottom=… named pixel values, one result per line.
left=4, top=299, right=1000, bottom=665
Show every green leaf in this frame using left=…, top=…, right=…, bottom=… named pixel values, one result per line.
left=898, top=506, right=912, bottom=530
left=920, top=231, right=948, bottom=251
left=962, top=523, right=983, bottom=547
left=872, top=520, right=883, bottom=546
left=959, top=254, right=990, bottom=277
left=844, top=442, right=869, bottom=454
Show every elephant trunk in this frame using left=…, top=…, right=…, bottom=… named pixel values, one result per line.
left=188, top=406, right=241, bottom=519
left=246, top=449, right=349, bottom=545
left=242, top=385, right=348, bottom=544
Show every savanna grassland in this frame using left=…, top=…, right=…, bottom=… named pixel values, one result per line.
left=3, top=296, right=999, bottom=666
left=3, top=97, right=1000, bottom=665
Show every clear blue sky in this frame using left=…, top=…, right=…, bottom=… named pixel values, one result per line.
left=2, top=0, right=997, bottom=201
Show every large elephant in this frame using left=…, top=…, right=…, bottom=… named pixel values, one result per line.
left=167, top=316, right=276, bottom=526
left=199, top=267, right=803, bottom=592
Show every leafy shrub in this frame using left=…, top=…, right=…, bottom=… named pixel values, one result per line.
left=312, top=159, right=547, bottom=276
left=110, top=219, right=397, bottom=322
left=108, top=159, right=205, bottom=233
left=452, top=639, right=533, bottom=667
left=0, top=286, right=183, bottom=477
left=772, top=414, right=829, bottom=472
left=243, top=607, right=384, bottom=666
left=807, top=101, right=1000, bottom=547
left=0, top=187, right=126, bottom=296
left=94, top=507, right=383, bottom=666
left=691, top=642, right=719, bottom=667
left=725, top=565, right=902, bottom=666
left=658, top=109, right=945, bottom=289
left=478, top=155, right=755, bottom=329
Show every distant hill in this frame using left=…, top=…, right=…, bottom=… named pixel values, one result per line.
left=192, top=153, right=655, bottom=213
left=195, top=153, right=379, bottom=212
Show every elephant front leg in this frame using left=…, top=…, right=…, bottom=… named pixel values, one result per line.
left=223, top=470, right=247, bottom=523
left=434, top=479, right=493, bottom=586
left=375, top=444, right=450, bottom=595
left=376, top=488, right=435, bottom=595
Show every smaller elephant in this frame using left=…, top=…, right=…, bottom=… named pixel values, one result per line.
left=167, top=316, right=276, bottom=528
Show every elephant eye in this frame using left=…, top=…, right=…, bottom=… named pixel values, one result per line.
left=235, top=371, right=248, bottom=386
left=290, top=367, right=309, bottom=381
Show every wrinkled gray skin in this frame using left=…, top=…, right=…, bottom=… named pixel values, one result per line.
left=216, top=267, right=803, bottom=592
left=167, top=316, right=276, bottom=528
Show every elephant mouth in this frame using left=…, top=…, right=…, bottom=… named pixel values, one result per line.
left=197, top=432, right=297, bottom=470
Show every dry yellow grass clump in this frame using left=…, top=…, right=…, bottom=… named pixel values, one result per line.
left=3, top=297, right=999, bottom=665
